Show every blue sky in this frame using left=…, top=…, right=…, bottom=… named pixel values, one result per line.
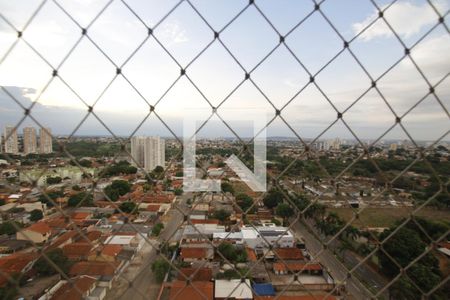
left=0, top=0, right=449, bottom=141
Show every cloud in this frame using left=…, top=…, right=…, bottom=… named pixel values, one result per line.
left=353, top=1, right=446, bottom=41
left=159, top=22, right=189, bottom=45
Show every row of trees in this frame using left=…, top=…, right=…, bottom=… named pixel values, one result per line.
left=380, top=218, right=449, bottom=299
left=102, top=161, right=137, bottom=177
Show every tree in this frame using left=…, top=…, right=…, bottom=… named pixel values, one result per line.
left=119, top=201, right=137, bottom=214
left=263, top=190, right=283, bottom=209
left=110, top=180, right=131, bottom=195
left=217, top=243, right=247, bottom=263
left=29, top=209, right=43, bottom=222
left=79, top=159, right=92, bottom=168
left=152, top=223, right=164, bottom=236
left=221, top=182, right=234, bottom=195
left=34, top=249, right=70, bottom=276
left=46, top=176, right=62, bottom=185
left=104, top=185, right=120, bottom=201
left=68, top=192, right=94, bottom=207
left=213, top=209, right=230, bottom=222
left=218, top=243, right=237, bottom=261
left=153, top=165, right=164, bottom=176
left=276, top=203, right=294, bottom=221
left=0, top=221, right=21, bottom=235
left=379, top=227, right=428, bottom=277
left=151, top=259, right=170, bottom=282
left=104, top=180, right=131, bottom=201
left=236, top=193, right=254, bottom=212
left=174, top=188, right=183, bottom=196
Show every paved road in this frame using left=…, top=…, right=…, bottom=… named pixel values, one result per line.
left=329, top=238, right=388, bottom=296
left=106, top=193, right=191, bottom=300
left=293, top=221, right=375, bottom=300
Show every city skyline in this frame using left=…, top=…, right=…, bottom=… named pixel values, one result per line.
left=1, top=125, right=53, bottom=154
left=0, top=0, right=448, bottom=141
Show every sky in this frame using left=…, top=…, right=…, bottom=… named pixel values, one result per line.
left=0, top=0, right=449, bottom=142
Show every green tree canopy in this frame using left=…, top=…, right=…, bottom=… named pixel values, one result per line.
left=68, top=192, right=94, bottom=207
left=221, top=182, right=234, bottom=195
left=46, top=176, right=62, bottom=185
left=152, top=223, right=164, bottom=236
left=263, top=190, right=283, bottom=209
left=276, top=203, right=294, bottom=219
left=236, top=193, right=254, bottom=213
left=213, top=209, right=231, bottom=222
left=34, top=249, right=70, bottom=276
left=29, top=209, right=43, bottom=222
left=104, top=180, right=131, bottom=201
left=151, top=259, right=170, bottom=282
left=119, top=201, right=137, bottom=214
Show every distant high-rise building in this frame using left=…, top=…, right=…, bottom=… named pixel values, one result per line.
left=131, top=136, right=146, bottom=168
left=23, top=127, right=37, bottom=154
left=389, top=143, right=398, bottom=151
left=4, top=126, right=19, bottom=154
left=131, top=136, right=165, bottom=172
left=39, top=127, right=53, bottom=154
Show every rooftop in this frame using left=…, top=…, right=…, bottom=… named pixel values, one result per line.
left=49, top=276, right=97, bottom=300
left=69, top=261, right=119, bottom=277
left=23, top=221, right=51, bottom=234
left=177, top=267, right=213, bottom=281
left=169, top=280, right=213, bottom=300
left=214, top=279, right=253, bottom=299
left=180, top=247, right=208, bottom=259
left=273, top=263, right=322, bottom=273
left=274, top=248, right=304, bottom=260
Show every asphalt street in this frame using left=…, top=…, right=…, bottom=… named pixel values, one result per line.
left=106, top=193, right=190, bottom=300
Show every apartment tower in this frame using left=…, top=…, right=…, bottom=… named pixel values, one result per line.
left=39, top=127, right=53, bottom=154
left=23, top=127, right=37, bottom=154
left=130, top=136, right=165, bottom=172
left=3, top=126, right=19, bottom=154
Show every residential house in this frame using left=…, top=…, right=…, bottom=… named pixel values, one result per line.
left=62, top=243, right=93, bottom=261
left=88, top=245, right=123, bottom=262
left=169, top=280, right=213, bottom=300
left=180, top=247, right=214, bottom=263
left=39, top=275, right=98, bottom=300
left=214, top=279, right=253, bottom=300
left=0, top=252, right=37, bottom=287
left=16, top=221, right=52, bottom=244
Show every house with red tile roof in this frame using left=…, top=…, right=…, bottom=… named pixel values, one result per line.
left=273, top=262, right=322, bottom=275
left=16, top=221, right=52, bottom=244
left=69, top=261, right=120, bottom=277
left=47, top=230, right=79, bottom=250
left=46, top=275, right=97, bottom=300
left=169, top=280, right=213, bottom=300
left=180, top=247, right=214, bottom=262
left=0, top=252, right=38, bottom=287
left=88, top=244, right=123, bottom=262
left=177, top=267, right=213, bottom=281
left=274, top=248, right=304, bottom=261
left=62, top=243, right=93, bottom=261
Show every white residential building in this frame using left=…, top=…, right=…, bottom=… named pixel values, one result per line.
left=242, top=226, right=295, bottom=249
left=23, top=127, right=37, bottom=154
left=39, top=127, right=53, bottom=153
left=3, top=126, right=19, bottom=154
left=131, top=136, right=165, bottom=172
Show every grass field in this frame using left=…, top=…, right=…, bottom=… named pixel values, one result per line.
left=329, top=207, right=450, bottom=228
